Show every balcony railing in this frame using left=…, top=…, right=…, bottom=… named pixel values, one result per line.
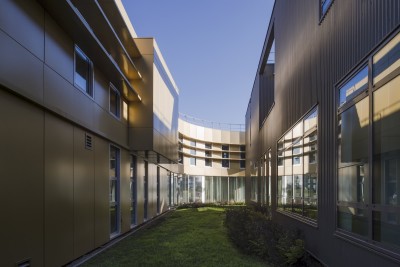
left=179, top=113, right=245, bottom=132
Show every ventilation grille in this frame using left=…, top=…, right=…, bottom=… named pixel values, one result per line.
left=85, top=133, right=93, bottom=150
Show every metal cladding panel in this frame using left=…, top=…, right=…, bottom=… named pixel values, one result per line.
left=249, top=0, right=400, bottom=266
left=94, top=136, right=110, bottom=247
left=73, top=127, right=95, bottom=258
left=44, top=113, right=74, bottom=267
left=0, top=90, right=44, bottom=266
left=0, top=30, right=44, bottom=104
left=0, top=0, right=44, bottom=60
left=44, top=12, right=74, bottom=84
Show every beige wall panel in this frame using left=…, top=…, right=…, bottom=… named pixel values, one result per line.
left=204, top=128, right=213, bottom=142
left=94, top=136, right=110, bottom=247
left=0, top=30, right=43, bottom=103
left=44, top=12, right=73, bottom=83
left=44, top=113, right=74, bottom=267
left=0, top=90, right=44, bottom=266
left=221, top=130, right=230, bottom=144
left=239, top=132, right=245, bottom=144
left=213, top=129, right=222, bottom=143
left=230, top=132, right=240, bottom=144
left=189, top=123, right=197, bottom=138
left=120, top=149, right=131, bottom=233
left=73, top=127, right=95, bottom=257
left=135, top=157, right=145, bottom=224
left=196, top=126, right=205, bottom=140
left=0, top=0, right=44, bottom=59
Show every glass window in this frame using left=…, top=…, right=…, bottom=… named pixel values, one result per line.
left=123, top=101, right=128, bottom=120
left=373, top=32, right=400, bottom=84
left=222, top=159, right=229, bottom=168
left=372, top=75, right=400, bottom=248
left=321, top=0, right=333, bottom=17
left=190, top=149, right=196, bottom=156
left=190, top=140, right=196, bottom=147
left=339, top=66, right=368, bottom=107
left=109, top=84, right=120, bottom=118
left=74, top=46, right=93, bottom=97
left=205, top=143, right=212, bottom=149
left=222, top=144, right=229, bottom=151
left=336, top=32, right=400, bottom=252
left=240, top=160, right=245, bottom=169
left=240, top=145, right=245, bottom=152
left=205, top=150, right=211, bottom=157
left=190, top=157, right=196, bottom=166
left=110, top=145, right=120, bottom=235
left=130, top=155, right=136, bottom=226
left=205, top=158, right=212, bottom=167
left=277, top=107, right=318, bottom=220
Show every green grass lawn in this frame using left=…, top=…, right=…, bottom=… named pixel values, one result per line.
left=82, top=207, right=268, bottom=267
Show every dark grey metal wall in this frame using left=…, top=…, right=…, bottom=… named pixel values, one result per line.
left=246, top=0, right=400, bottom=266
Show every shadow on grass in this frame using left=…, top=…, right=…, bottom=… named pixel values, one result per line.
left=82, top=208, right=268, bottom=267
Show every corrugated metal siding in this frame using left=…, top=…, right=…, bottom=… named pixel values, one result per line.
left=248, top=0, right=400, bottom=265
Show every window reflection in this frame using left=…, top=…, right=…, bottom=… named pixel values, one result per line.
left=277, top=108, right=318, bottom=220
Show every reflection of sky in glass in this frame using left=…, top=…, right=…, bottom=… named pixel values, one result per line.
left=322, top=0, right=332, bottom=15
left=339, top=66, right=368, bottom=107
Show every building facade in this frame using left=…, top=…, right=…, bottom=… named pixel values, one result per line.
left=246, top=0, right=400, bottom=266
left=175, top=115, right=246, bottom=204
left=0, top=0, right=178, bottom=266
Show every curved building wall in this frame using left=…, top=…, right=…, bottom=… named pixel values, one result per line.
left=176, top=118, right=246, bottom=203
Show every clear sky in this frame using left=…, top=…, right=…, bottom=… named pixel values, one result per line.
left=122, top=0, right=274, bottom=125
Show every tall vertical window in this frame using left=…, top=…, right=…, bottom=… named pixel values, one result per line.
left=240, top=145, right=246, bottom=169
left=130, top=155, right=137, bottom=226
left=337, top=31, right=400, bottom=253
left=205, top=158, right=212, bottom=167
left=277, top=108, right=318, bottom=221
left=74, top=46, right=93, bottom=97
left=190, top=157, right=196, bottom=166
left=205, top=143, right=212, bottom=149
left=109, top=84, right=120, bottom=118
left=144, top=161, right=148, bottom=220
left=268, top=149, right=272, bottom=213
left=123, top=100, right=128, bottom=120
left=222, top=144, right=229, bottom=168
left=109, top=145, right=120, bottom=235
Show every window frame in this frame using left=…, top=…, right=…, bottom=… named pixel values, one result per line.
left=276, top=105, right=319, bottom=225
left=320, top=0, right=334, bottom=21
left=109, top=144, right=120, bottom=237
left=335, top=29, right=400, bottom=259
left=74, top=45, right=94, bottom=98
left=109, top=83, right=121, bottom=119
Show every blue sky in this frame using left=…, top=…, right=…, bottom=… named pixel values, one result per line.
left=122, top=0, right=274, bottom=125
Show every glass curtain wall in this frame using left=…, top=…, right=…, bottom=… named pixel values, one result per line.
left=176, top=175, right=245, bottom=204
left=109, top=145, right=120, bottom=235
left=277, top=108, right=318, bottom=220
left=337, top=32, right=400, bottom=251
left=130, top=155, right=137, bottom=226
